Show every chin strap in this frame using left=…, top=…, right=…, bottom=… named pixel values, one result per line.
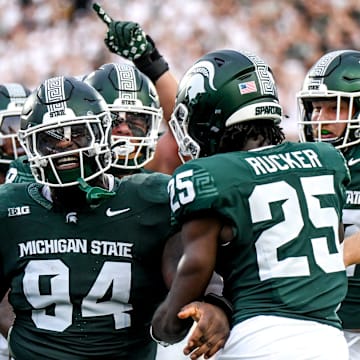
left=77, top=178, right=116, bottom=208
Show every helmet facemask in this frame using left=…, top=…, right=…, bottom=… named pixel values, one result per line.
left=169, top=103, right=200, bottom=162
left=297, top=50, right=360, bottom=150
left=109, top=100, right=162, bottom=169
left=297, top=89, right=360, bottom=150
left=170, top=50, right=283, bottom=162
left=0, top=83, right=30, bottom=163
left=0, top=112, right=25, bottom=163
left=19, top=76, right=113, bottom=188
left=19, top=113, right=112, bottom=187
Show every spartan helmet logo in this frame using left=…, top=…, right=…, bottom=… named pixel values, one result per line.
left=179, top=60, right=217, bottom=102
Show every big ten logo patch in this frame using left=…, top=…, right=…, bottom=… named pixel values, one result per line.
left=8, top=206, right=30, bottom=217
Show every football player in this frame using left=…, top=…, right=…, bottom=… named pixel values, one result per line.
left=84, top=62, right=163, bottom=175
left=151, top=49, right=349, bottom=359
left=93, top=3, right=181, bottom=175
left=0, top=82, right=30, bottom=360
left=297, top=49, right=360, bottom=359
left=85, top=61, right=224, bottom=360
left=0, top=83, right=30, bottom=183
left=0, top=76, right=228, bottom=360
left=87, top=13, right=221, bottom=357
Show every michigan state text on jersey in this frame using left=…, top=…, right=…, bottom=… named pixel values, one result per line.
left=0, top=172, right=172, bottom=360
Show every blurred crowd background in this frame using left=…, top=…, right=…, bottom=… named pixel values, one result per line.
left=0, top=0, right=359, bottom=139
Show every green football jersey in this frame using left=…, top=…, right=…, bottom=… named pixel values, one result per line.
left=169, top=141, right=349, bottom=330
left=337, top=145, right=360, bottom=329
left=0, top=173, right=172, bottom=359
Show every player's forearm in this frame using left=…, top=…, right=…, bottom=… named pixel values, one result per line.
left=0, top=291, right=14, bottom=337
left=154, top=71, right=177, bottom=122
left=343, top=231, right=360, bottom=266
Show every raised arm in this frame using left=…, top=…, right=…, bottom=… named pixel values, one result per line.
left=93, top=3, right=177, bottom=121
left=93, top=3, right=180, bottom=174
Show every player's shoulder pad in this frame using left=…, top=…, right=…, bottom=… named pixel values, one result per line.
left=172, top=158, right=204, bottom=175
left=0, top=182, right=29, bottom=209
left=0, top=181, right=28, bottom=193
left=9, top=155, right=29, bottom=170
left=316, top=141, right=347, bottom=164
left=123, top=172, right=171, bottom=203
left=309, top=140, right=338, bottom=154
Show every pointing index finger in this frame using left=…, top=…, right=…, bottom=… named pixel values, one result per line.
left=92, top=3, right=113, bottom=25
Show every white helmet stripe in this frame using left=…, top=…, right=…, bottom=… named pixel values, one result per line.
left=44, top=76, right=66, bottom=115
left=225, top=102, right=282, bottom=127
left=114, top=63, right=137, bottom=101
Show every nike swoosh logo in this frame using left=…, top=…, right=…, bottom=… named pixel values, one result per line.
left=106, top=208, right=131, bottom=217
left=348, top=158, right=360, bottom=166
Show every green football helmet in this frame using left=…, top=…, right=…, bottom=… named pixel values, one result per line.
left=297, top=50, right=360, bottom=149
left=0, top=83, right=30, bottom=164
left=170, top=49, right=282, bottom=160
left=19, top=76, right=112, bottom=187
left=84, top=63, right=162, bottom=169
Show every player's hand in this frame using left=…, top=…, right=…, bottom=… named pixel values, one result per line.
left=106, top=21, right=152, bottom=60
left=93, top=3, right=151, bottom=60
left=178, top=301, right=229, bottom=359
